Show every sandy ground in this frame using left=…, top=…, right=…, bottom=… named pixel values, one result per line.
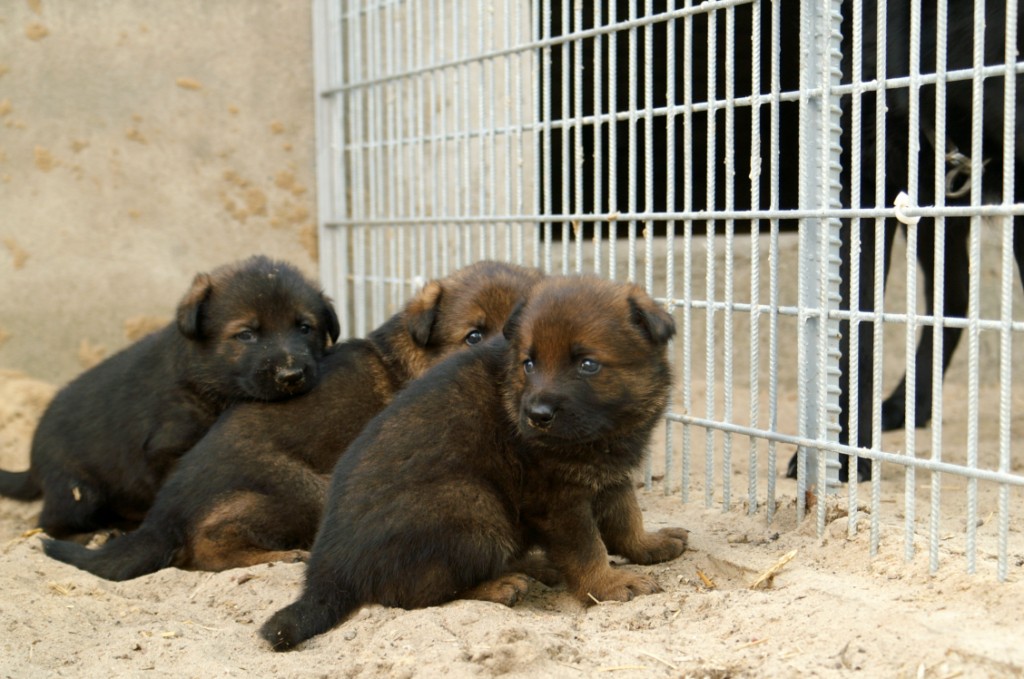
left=2, top=232, right=1024, bottom=678
left=2, top=386, right=1023, bottom=678
left=1, top=371, right=1022, bottom=679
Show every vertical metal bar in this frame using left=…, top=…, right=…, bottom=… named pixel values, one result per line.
left=573, top=0, right=585, bottom=275
left=427, top=0, right=441, bottom=278
left=704, top=8, right=718, bottom=509
left=437, top=0, right=450, bottom=277
left=795, top=1, right=810, bottom=519
left=512, top=0, right=528, bottom=266
left=998, top=220, right=1015, bottom=581
left=391, top=226, right=401, bottom=316
left=722, top=4, right=736, bottom=512
left=402, top=0, right=416, bottom=293
left=354, top=224, right=367, bottom=336
left=372, top=226, right=384, bottom=328
left=642, top=0, right=655, bottom=489
left=766, top=0, right=781, bottom=522
left=626, top=1, right=638, bottom=284
left=559, top=0, right=571, bottom=273
left=350, top=3, right=368, bottom=336
left=817, top=0, right=844, bottom=535
left=903, top=220, right=920, bottom=561
left=592, top=0, right=603, bottom=277
left=509, top=0, right=523, bottom=264
left=369, top=4, right=385, bottom=329
left=664, top=6, right=678, bottom=497
left=458, top=5, right=472, bottom=269
left=502, top=0, right=513, bottom=263
left=396, top=2, right=407, bottom=301
left=642, top=0, right=654, bottom=294
left=540, top=0, right=552, bottom=273
left=965, top=0, right=986, bottom=575
left=483, top=2, right=494, bottom=263
left=607, top=1, right=618, bottom=280
left=797, top=0, right=843, bottom=529
left=748, top=0, right=762, bottom=515
left=412, top=0, right=426, bottom=281
left=364, top=2, right=376, bottom=323
left=474, top=4, right=485, bottom=262
left=531, top=0, right=542, bottom=269
left=383, top=0, right=400, bottom=315
left=335, top=1, right=349, bottom=333
left=680, top=0, right=694, bottom=504
left=902, top=0, right=924, bottom=563
left=928, top=0, right=949, bottom=574
left=998, top=0, right=1018, bottom=583
left=312, top=0, right=348, bottom=333
left=846, top=0, right=865, bottom=538
left=451, top=3, right=463, bottom=269
left=869, top=0, right=888, bottom=558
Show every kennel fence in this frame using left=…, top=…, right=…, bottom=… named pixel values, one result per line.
left=312, top=0, right=1024, bottom=581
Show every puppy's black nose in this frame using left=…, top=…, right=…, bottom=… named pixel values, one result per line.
left=527, top=403, right=556, bottom=429
left=275, top=367, right=306, bottom=388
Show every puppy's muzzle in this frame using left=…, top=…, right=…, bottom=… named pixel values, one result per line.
left=274, top=366, right=307, bottom=389
left=526, top=402, right=557, bottom=430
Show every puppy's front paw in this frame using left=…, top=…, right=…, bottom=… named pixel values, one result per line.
left=509, top=552, right=564, bottom=587
left=464, top=573, right=531, bottom=607
left=285, top=549, right=310, bottom=563
left=582, top=569, right=662, bottom=604
left=622, top=527, right=689, bottom=565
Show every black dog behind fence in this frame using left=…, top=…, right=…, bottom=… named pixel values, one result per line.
left=542, top=0, right=1023, bottom=483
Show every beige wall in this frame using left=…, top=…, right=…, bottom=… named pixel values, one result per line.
left=0, top=0, right=318, bottom=384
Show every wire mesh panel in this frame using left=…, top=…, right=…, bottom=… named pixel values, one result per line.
left=313, top=0, right=544, bottom=338
left=830, top=0, right=1024, bottom=580
left=313, top=0, right=1024, bottom=581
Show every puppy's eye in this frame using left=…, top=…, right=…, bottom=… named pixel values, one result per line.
left=465, top=329, right=483, bottom=345
left=298, top=323, right=313, bottom=335
left=579, top=358, right=601, bottom=375
left=235, top=329, right=257, bottom=343
left=523, top=359, right=535, bottom=375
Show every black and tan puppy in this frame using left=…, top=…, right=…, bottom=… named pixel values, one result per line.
left=260, top=275, right=688, bottom=651
left=0, top=255, right=339, bottom=538
left=43, top=260, right=544, bottom=580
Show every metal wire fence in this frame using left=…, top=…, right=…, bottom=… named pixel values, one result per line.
left=313, top=0, right=1024, bottom=581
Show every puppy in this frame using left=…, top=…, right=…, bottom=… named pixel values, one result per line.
left=0, top=255, right=339, bottom=537
left=42, top=261, right=544, bottom=580
left=260, top=275, right=688, bottom=651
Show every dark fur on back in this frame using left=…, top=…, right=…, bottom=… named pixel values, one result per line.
left=42, top=261, right=544, bottom=580
left=2, top=255, right=339, bottom=537
left=260, top=275, right=688, bottom=651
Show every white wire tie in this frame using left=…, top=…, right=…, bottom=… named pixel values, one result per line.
left=893, top=191, right=921, bottom=226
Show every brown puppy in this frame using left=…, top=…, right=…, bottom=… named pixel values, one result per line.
left=0, top=255, right=339, bottom=538
left=260, top=275, right=688, bottom=651
left=43, top=260, right=544, bottom=580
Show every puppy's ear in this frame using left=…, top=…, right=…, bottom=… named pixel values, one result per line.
left=319, top=293, right=341, bottom=345
left=502, top=300, right=526, bottom=341
left=176, top=272, right=213, bottom=340
left=628, top=292, right=675, bottom=346
left=405, top=280, right=443, bottom=346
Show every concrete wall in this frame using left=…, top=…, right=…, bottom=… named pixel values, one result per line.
left=0, top=0, right=317, bottom=384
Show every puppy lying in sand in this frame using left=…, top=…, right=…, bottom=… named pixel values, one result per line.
left=43, top=261, right=544, bottom=579
left=261, top=274, right=689, bottom=651
left=0, top=255, right=339, bottom=537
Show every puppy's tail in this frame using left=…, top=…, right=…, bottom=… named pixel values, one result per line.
left=43, top=526, right=179, bottom=582
left=260, top=587, right=359, bottom=651
left=0, top=470, right=41, bottom=501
